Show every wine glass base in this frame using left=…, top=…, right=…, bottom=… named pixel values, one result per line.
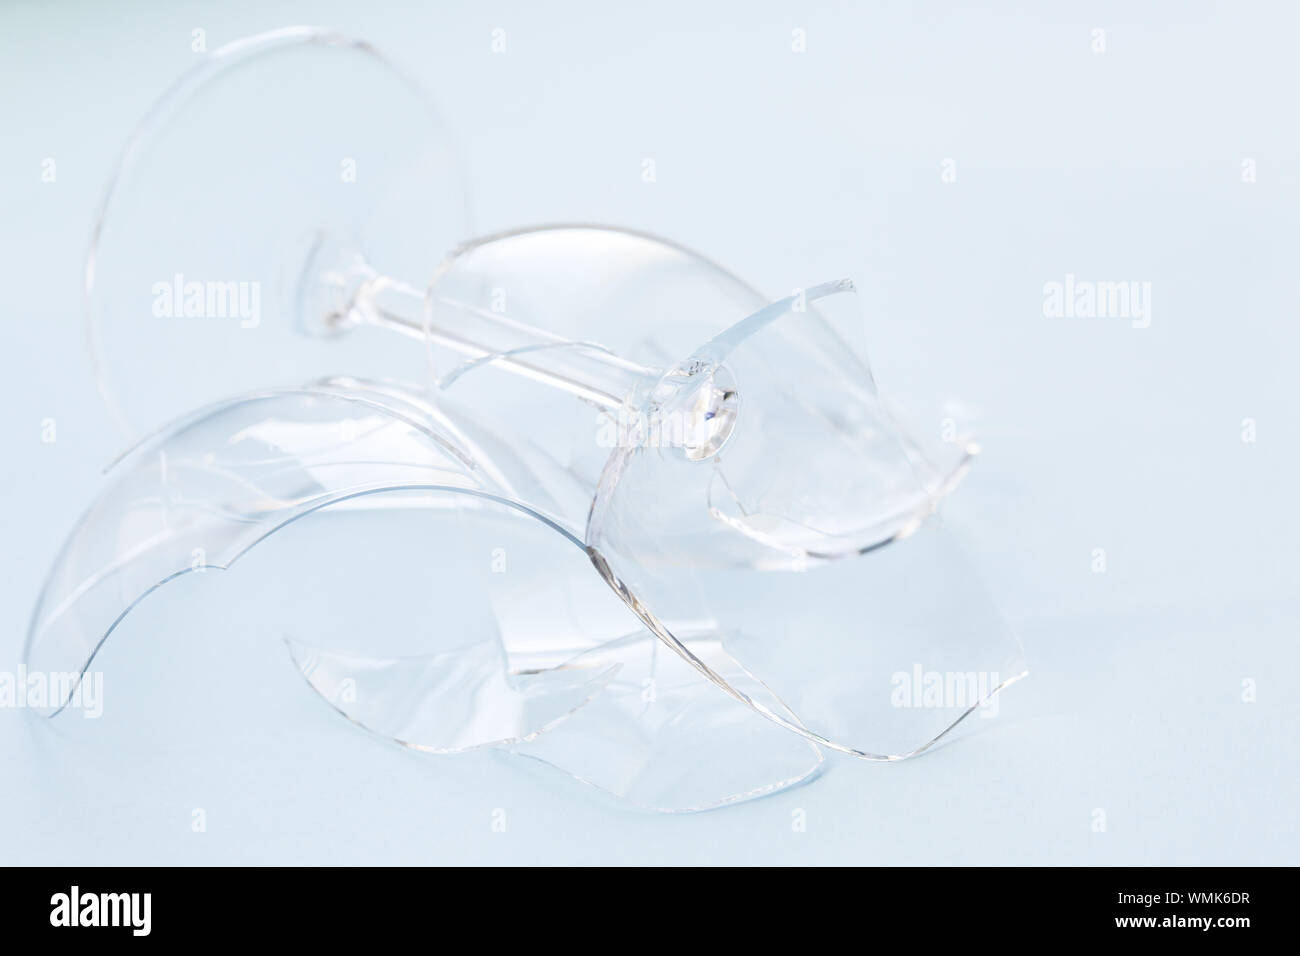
left=86, top=26, right=469, bottom=440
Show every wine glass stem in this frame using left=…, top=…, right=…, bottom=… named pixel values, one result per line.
left=346, top=272, right=662, bottom=410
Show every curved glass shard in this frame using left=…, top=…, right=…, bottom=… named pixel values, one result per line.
left=24, top=388, right=513, bottom=714
left=254, top=494, right=626, bottom=753
left=509, top=630, right=824, bottom=812
left=26, top=386, right=823, bottom=808
left=587, top=281, right=1025, bottom=758
left=269, top=496, right=823, bottom=810
left=420, top=225, right=771, bottom=502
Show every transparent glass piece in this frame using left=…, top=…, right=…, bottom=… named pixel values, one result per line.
left=25, top=387, right=823, bottom=809
left=587, top=282, right=1026, bottom=758
left=508, top=631, right=824, bottom=812
left=49, top=19, right=1026, bottom=808
left=252, top=485, right=638, bottom=754
left=416, top=225, right=770, bottom=499
left=24, top=388, right=507, bottom=711
left=268, top=502, right=823, bottom=810
left=288, top=640, right=613, bottom=753
left=327, top=224, right=776, bottom=531
left=250, top=497, right=623, bottom=754
left=425, top=225, right=765, bottom=368
left=86, top=27, right=469, bottom=440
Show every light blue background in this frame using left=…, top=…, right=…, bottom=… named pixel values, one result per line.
left=1, top=0, right=1296, bottom=864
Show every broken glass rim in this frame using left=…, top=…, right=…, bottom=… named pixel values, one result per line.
left=283, top=634, right=623, bottom=754
left=587, top=538, right=1029, bottom=761
left=25, top=386, right=587, bottom=718
left=584, top=280, right=1026, bottom=760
